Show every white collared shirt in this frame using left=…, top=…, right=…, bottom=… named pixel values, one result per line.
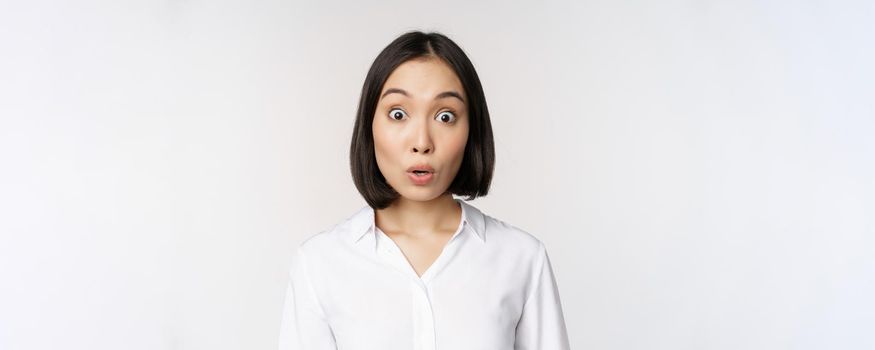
left=278, top=198, right=570, bottom=350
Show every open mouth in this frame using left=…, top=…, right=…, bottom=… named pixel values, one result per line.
left=411, top=170, right=431, bottom=176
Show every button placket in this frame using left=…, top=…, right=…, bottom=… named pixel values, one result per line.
left=374, top=225, right=466, bottom=350
left=411, top=280, right=435, bottom=350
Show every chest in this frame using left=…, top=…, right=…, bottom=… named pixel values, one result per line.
left=315, top=246, right=528, bottom=350
left=384, top=231, right=455, bottom=278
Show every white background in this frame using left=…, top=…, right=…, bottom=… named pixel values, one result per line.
left=1, top=0, right=873, bottom=349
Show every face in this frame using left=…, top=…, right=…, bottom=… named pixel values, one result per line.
left=372, top=57, right=470, bottom=202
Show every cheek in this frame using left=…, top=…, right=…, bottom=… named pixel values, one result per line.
left=372, top=120, right=398, bottom=168
left=446, top=125, right=469, bottom=165
left=449, top=136, right=467, bottom=157
left=372, top=118, right=387, bottom=151
left=453, top=121, right=470, bottom=150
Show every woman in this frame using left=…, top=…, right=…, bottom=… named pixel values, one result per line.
left=279, top=30, right=570, bottom=350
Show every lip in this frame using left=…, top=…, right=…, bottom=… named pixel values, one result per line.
left=406, top=164, right=435, bottom=173
left=407, top=171, right=434, bottom=185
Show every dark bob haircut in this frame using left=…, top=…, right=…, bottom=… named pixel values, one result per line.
left=350, top=31, right=495, bottom=210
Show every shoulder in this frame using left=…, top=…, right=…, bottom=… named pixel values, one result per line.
left=477, top=213, right=551, bottom=288
left=482, top=213, right=546, bottom=259
left=293, top=206, right=366, bottom=256
left=296, top=227, right=347, bottom=257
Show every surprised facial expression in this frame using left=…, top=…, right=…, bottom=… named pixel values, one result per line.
left=372, top=57, right=470, bottom=202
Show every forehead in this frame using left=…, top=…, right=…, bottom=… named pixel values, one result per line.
left=381, top=58, right=464, bottom=97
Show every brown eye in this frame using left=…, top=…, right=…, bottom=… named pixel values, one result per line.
left=388, top=108, right=407, bottom=121
left=436, top=111, right=456, bottom=123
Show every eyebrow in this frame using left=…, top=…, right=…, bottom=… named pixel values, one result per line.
left=380, top=88, right=466, bottom=104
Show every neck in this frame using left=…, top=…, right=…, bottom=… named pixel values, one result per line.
left=375, top=192, right=462, bottom=238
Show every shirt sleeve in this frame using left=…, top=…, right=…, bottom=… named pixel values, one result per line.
left=278, top=246, right=338, bottom=350
left=514, top=241, right=571, bottom=350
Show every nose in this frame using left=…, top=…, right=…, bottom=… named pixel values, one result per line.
left=411, top=115, right=433, bottom=154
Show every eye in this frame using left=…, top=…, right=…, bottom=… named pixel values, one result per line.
left=388, top=108, right=408, bottom=121
left=436, top=110, right=456, bottom=124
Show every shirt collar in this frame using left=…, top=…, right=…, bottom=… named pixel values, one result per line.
left=343, top=198, right=486, bottom=244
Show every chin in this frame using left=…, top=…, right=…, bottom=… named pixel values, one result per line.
left=395, top=186, right=447, bottom=202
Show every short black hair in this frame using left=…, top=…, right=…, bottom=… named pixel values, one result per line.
left=350, top=31, right=495, bottom=210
